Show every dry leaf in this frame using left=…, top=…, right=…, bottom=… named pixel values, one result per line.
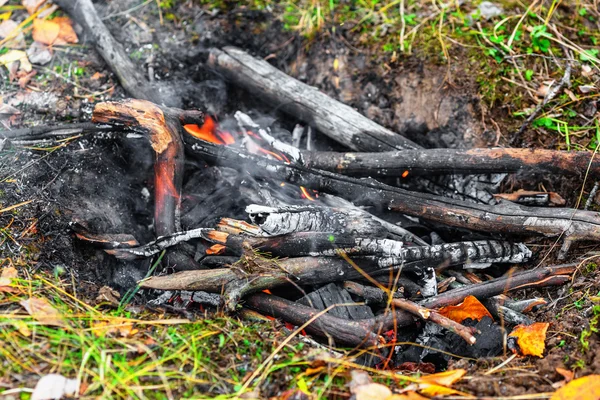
left=31, top=374, right=79, bottom=400
left=437, top=296, right=492, bottom=323
left=0, top=49, right=32, bottom=72
left=91, top=320, right=138, bottom=337
left=32, top=17, right=78, bottom=46
left=26, top=41, right=52, bottom=65
left=417, top=369, right=469, bottom=396
left=19, top=297, right=68, bottom=327
left=579, top=85, right=596, bottom=94
left=23, top=0, right=46, bottom=15
left=0, top=266, right=19, bottom=293
left=0, top=19, right=25, bottom=48
left=389, top=393, right=428, bottom=400
left=353, top=383, right=393, bottom=400
left=11, top=319, right=31, bottom=336
left=551, top=375, right=600, bottom=400
left=96, top=285, right=121, bottom=306
left=32, top=18, right=59, bottom=45
left=555, top=367, right=574, bottom=382
left=509, top=322, right=549, bottom=357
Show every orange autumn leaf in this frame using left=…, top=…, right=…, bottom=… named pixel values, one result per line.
left=437, top=295, right=493, bottom=323
left=19, top=297, right=68, bottom=327
left=418, top=369, right=467, bottom=387
left=551, top=375, right=600, bottom=400
left=32, top=17, right=78, bottom=46
left=509, top=322, right=549, bottom=357
left=32, top=19, right=59, bottom=45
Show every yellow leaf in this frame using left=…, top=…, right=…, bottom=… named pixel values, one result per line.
left=91, top=320, right=138, bottom=337
left=32, top=18, right=59, bottom=45
left=19, top=297, right=68, bottom=328
left=418, top=369, right=473, bottom=397
left=509, top=322, right=549, bottom=357
left=437, top=295, right=493, bottom=323
left=551, top=375, right=600, bottom=400
left=0, top=49, right=32, bottom=72
left=389, top=393, right=428, bottom=400
left=11, top=319, right=31, bottom=336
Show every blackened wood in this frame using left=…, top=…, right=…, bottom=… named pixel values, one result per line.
left=421, top=264, right=575, bottom=309
left=244, top=293, right=384, bottom=348
left=297, top=283, right=375, bottom=320
left=299, top=148, right=600, bottom=177
left=208, top=47, right=419, bottom=151
left=187, top=139, right=600, bottom=248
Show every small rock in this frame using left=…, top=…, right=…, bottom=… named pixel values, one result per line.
left=26, top=42, right=53, bottom=65
left=475, top=2, right=503, bottom=20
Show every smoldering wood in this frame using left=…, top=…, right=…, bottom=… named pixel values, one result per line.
left=187, top=138, right=600, bottom=252
left=208, top=47, right=420, bottom=151
left=245, top=204, right=389, bottom=237
left=92, top=99, right=204, bottom=237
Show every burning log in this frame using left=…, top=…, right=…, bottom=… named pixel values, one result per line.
left=208, top=47, right=419, bottom=151
left=92, top=99, right=203, bottom=237
left=187, top=139, right=600, bottom=256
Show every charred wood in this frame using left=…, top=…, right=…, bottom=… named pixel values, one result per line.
left=187, top=139, right=600, bottom=253
left=0, top=122, right=113, bottom=140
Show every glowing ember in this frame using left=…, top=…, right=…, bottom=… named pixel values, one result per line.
left=155, top=162, right=180, bottom=200
left=402, top=170, right=409, bottom=178
left=184, top=116, right=235, bottom=145
left=207, top=230, right=229, bottom=243
left=257, top=147, right=285, bottom=162
left=206, top=244, right=226, bottom=255
left=300, top=186, right=315, bottom=201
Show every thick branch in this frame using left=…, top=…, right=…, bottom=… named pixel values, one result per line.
left=208, top=47, right=419, bottom=151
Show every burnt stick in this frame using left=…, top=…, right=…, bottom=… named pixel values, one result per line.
left=187, top=138, right=600, bottom=253
left=0, top=122, right=113, bottom=140
left=298, top=148, right=600, bottom=177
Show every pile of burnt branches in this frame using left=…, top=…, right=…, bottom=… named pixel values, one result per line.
left=3, top=0, right=599, bottom=367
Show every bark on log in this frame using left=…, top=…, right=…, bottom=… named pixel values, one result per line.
left=187, top=138, right=600, bottom=253
left=208, top=47, right=420, bottom=151
left=298, top=148, right=600, bottom=177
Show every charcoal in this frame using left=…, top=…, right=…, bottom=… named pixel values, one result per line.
left=297, top=283, right=374, bottom=320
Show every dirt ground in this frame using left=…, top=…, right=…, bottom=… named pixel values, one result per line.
left=1, top=0, right=600, bottom=398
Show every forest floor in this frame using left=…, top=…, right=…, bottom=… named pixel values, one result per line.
left=1, top=0, right=600, bottom=398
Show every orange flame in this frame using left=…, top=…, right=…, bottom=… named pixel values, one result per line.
left=257, top=147, right=285, bottom=161
left=184, top=116, right=235, bottom=145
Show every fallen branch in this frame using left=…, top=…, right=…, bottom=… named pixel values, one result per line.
left=208, top=47, right=419, bottom=151
left=0, top=122, right=113, bottom=140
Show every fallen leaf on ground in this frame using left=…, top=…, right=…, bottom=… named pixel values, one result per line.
left=11, top=319, right=31, bottom=336
left=0, top=19, right=26, bottom=48
left=551, top=374, right=600, bottom=400
left=26, top=41, right=52, bottom=65
left=91, top=320, right=138, bottom=337
left=95, top=285, right=121, bottom=306
left=31, top=374, right=79, bottom=400
left=19, top=297, right=68, bottom=327
left=0, top=266, right=18, bottom=293
left=32, top=17, right=78, bottom=46
left=0, top=49, right=32, bottom=72
left=389, top=393, right=428, bottom=400
left=418, top=369, right=469, bottom=397
left=555, top=367, right=574, bottom=382
left=437, top=295, right=492, bottom=323
left=23, top=0, right=46, bottom=15
left=508, top=322, right=549, bottom=357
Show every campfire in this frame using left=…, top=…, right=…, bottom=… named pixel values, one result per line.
left=9, top=46, right=586, bottom=371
